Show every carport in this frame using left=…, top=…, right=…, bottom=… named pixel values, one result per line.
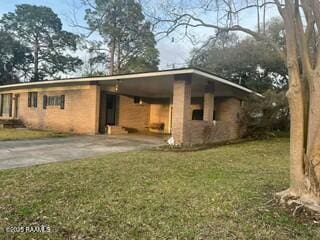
left=95, top=68, right=262, bottom=145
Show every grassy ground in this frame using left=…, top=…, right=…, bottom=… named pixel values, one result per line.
left=0, top=128, right=68, bottom=141
left=0, top=138, right=319, bottom=239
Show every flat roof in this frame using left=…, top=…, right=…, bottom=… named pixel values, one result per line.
left=0, top=68, right=263, bottom=98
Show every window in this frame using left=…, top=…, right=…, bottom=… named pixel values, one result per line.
left=192, top=109, right=203, bottom=120
left=43, top=95, right=65, bottom=109
left=28, top=92, right=38, bottom=108
left=48, top=96, right=61, bottom=106
left=0, top=94, right=12, bottom=117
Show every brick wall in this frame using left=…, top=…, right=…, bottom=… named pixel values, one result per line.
left=1, top=84, right=100, bottom=134
left=149, top=104, right=170, bottom=133
left=118, top=95, right=150, bottom=132
left=190, top=120, right=240, bottom=145
left=187, top=97, right=242, bottom=145
left=215, top=97, right=241, bottom=122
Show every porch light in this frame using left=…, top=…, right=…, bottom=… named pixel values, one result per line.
left=115, top=80, right=120, bottom=92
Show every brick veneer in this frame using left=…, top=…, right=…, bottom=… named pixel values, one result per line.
left=118, top=95, right=150, bottom=132
left=1, top=84, right=100, bottom=134
left=203, top=92, right=214, bottom=121
left=190, top=120, right=240, bottom=145
left=215, top=97, right=241, bottom=122
left=189, top=97, right=242, bottom=144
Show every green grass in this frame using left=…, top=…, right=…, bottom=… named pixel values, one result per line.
left=0, top=138, right=319, bottom=239
left=0, top=128, right=68, bottom=141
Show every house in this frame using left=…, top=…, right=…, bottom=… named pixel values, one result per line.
left=0, top=68, right=262, bottom=145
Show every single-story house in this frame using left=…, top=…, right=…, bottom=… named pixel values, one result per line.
left=0, top=68, right=262, bottom=145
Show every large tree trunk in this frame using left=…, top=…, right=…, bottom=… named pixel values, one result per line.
left=305, top=72, right=320, bottom=201
left=282, top=4, right=306, bottom=196
left=116, top=40, right=121, bottom=74
left=33, top=38, right=39, bottom=82
left=277, top=0, right=320, bottom=211
left=287, top=71, right=305, bottom=195
left=109, top=39, right=116, bottom=75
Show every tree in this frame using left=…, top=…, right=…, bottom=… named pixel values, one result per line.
left=0, top=30, right=32, bottom=85
left=190, top=29, right=288, bottom=92
left=84, top=0, right=159, bottom=74
left=152, top=0, right=320, bottom=212
left=1, top=4, right=83, bottom=81
left=241, top=90, right=290, bottom=138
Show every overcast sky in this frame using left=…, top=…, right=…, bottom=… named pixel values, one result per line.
left=0, top=0, right=279, bottom=75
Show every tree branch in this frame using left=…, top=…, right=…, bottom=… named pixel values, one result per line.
left=154, top=12, right=285, bottom=61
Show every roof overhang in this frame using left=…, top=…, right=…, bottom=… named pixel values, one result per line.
left=0, top=68, right=263, bottom=98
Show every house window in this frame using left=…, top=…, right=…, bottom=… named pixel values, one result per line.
left=192, top=109, right=203, bottom=120
left=28, top=92, right=38, bottom=108
left=0, top=94, right=13, bottom=117
left=44, top=95, right=65, bottom=109
left=48, top=96, right=61, bottom=106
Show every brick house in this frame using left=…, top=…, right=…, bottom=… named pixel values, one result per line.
left=0, top=68, right=262, bottom=145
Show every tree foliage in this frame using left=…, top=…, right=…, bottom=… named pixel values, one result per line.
left=241, top=90, right=289, bottom=138
left=0, top=30, right=32, bottom=85
left=190, top=19, right=287, bottom=92
left=84, top=0, right=159, bottom=74
left=1, top=4, right=83, bottom=81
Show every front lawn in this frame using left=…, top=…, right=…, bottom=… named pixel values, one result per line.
left=0, top=128, right=68, bottom=141
left=0, top=138, right=319, bottom=239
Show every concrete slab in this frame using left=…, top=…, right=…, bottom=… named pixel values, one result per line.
left=0, top=134, right=167, bottom=170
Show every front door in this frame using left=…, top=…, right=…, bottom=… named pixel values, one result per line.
left=99, top=92, right=118, bottom=133
left=14, top=94, right=19, bottom=118
left=106, top=94, right=116, bottom=125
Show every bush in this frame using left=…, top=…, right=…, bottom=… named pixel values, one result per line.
left=241, top=90, right=289, bottom=139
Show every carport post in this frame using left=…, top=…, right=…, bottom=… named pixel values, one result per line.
left=172, top=74, right=192, bottom=145
left=203, top=83, right=215, bottom=122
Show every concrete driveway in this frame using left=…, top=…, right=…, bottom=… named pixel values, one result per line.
left=0, top=134, right=166, bottom=170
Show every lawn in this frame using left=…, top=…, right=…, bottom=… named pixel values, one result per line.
left=0, top=128, right=68, bottom=141
left=0, top=138, right=319, bottom=239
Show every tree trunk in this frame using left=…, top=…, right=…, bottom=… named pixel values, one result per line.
left=282, top=6, right=306, bottom=195
left=109, top=38, right=116, bottom=75
left=305, top=72, right=320, bottom=200
left=33, top=38, right=39, bottom=82
left=116, top=40, right=121, bottom=74
left=286, top=70, right=306, bottom=195
left=276, top=1, right=320, bottom=211
left=256, top=0, right=260, bottom=33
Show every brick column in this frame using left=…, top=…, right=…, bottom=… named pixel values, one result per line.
left=93, top=84, right=101, bottom=134
left=172, top=74, right=192, bottom=145
left=203, top=83, right=215, bottom=122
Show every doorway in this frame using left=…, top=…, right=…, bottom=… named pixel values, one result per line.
left=99, top=92, right=118, bottom=133
left=14, top=94, right=19, bottom=118
left=106, top=94, right=116, bottom=125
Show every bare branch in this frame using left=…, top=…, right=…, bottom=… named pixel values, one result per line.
left=153, top=12, right=285, bottom=61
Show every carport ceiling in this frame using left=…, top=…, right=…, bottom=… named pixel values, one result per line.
left=98, top=74, right=248, bottom=98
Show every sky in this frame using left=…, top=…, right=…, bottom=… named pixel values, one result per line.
left=0, top=0, right=279, bottom=75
